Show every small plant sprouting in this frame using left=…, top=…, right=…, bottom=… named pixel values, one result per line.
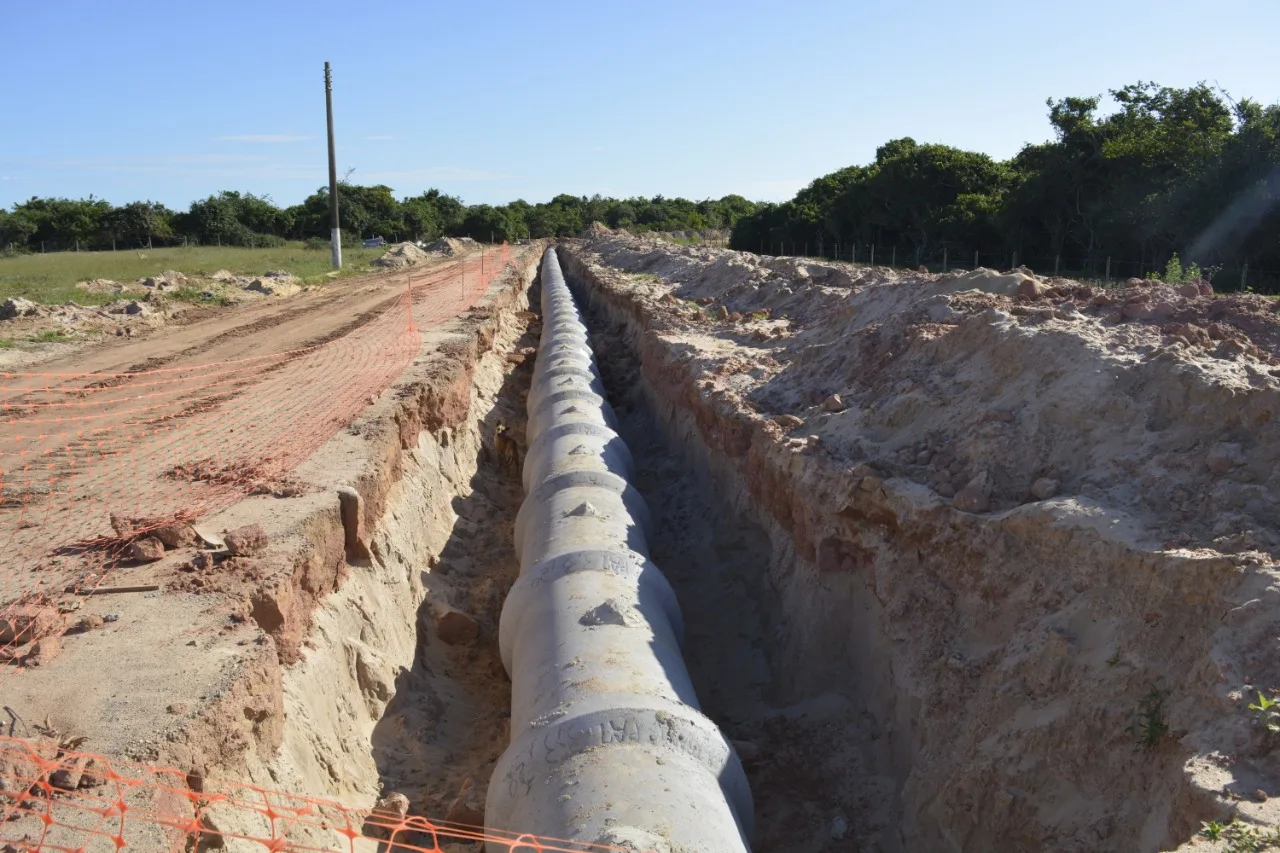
left=1147, top=253, right=1204, bottom=285
left=30, top=329, right=69, bottom=343
left=1248, top=692, right=1280, bottom=735
left=1203, top=821, right=1228, bottom=842
left=1127, top=687, right=1169, bottom=748
left=1106, top=650, right=1122, bottom=667
left=1200, top=818, right=1280, bottom=851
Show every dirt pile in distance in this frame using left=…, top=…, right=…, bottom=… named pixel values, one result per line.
left=373, top=242, right=433, bottom=268
left=419, top=237, right=479, bottom=257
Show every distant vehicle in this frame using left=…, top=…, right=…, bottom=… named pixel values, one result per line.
left=362, top=237, right=387, bottom=248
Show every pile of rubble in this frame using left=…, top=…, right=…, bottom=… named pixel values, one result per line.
left=372, top=242, right=433, bottom=268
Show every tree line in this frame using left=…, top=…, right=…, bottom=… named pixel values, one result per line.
left=729, top=81, right=1280, bottom=288
left=0, top=185, right=759, bottom=253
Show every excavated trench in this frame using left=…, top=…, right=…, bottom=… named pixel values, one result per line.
left=566, top=252, right=892, bottom=853
left=223, top=248, right=871, bottom=852
left=199, top=239, right=1247, bottom=853
left=197, top=264, right=545, bottom=850
left=555, top=240, right=1253, bottom=853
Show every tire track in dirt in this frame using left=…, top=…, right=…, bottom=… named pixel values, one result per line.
left=0, top=250, right=513, bottom=624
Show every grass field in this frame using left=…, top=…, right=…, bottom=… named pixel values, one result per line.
left=0, top=243, right=386, bottom=305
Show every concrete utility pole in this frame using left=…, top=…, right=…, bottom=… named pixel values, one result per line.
left=324, top=62, right=342, bottom=270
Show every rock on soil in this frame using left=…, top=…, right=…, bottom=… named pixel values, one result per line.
left=1030, top=477, right=1059, bottom=500
left=127, top=537, right=165, bottom=563
left=0, top=605, right=63, bottom=645
left=153, top=523, right=197, bottom=549
left=0, top=298, right=39, bottom=319
left=24, top=633, right=62, bottom=667
left=435, top=609, right=479, bottom=645
left=48, top=756, right=91, bottom=791
left=952, top=473, right=991, bottom=512
left=0, top=738, right=58, bottom=798
left=223, top=524, right=268, bottom=556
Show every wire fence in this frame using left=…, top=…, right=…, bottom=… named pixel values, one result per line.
left=755, top=240, right=1280, bottom=294
left=0, top=735, right=636, bottom=852
left=0, top=245, right=511, bottom=670
left=0, top=240, right=669, bottom=851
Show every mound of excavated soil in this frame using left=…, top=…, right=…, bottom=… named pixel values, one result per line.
left=420, top=237, right=479, bottom=257
left=584, top=235, right=1280, bottom=554
left=374, top=242, right=433, bottom=268
left=565, top=232, right=1280, bottom=852
left=75, top=278, right=132, bottom=294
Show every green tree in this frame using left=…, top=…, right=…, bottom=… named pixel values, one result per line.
left=104, top=201, right=174, bottom=248
left=453, top=204, right=528, bottom=242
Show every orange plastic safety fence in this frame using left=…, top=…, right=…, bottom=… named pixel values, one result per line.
left=0, top=735, right=650, bottom=853
left=0, top=246, right=515, bottom=672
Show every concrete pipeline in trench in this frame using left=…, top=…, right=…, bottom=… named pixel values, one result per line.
left=485, top=248, right=753, bottom=853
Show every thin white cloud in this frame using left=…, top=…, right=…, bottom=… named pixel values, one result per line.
left=217, top=134, right=311, bottom=143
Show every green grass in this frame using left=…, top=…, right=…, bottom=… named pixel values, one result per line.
left=0, top=242, right=386, bottom=305
left=30, top=329, right=70, bottom=343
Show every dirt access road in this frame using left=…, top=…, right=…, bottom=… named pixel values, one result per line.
left=0, top=249, right=503, bottom=630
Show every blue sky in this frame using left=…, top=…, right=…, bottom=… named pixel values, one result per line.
left=3, top=0, right=1278, bottom=211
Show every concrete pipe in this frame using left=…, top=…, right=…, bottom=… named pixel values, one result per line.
left=486, top=248, right=753, bottom=853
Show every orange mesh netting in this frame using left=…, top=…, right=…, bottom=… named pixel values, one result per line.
left=0, top=736, right=644, bottom=852
left=0, top=245, right=514, bottom=664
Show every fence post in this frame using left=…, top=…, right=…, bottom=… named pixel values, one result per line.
left=852, top=244, right=856, bottom=264
left=40, top=241, right=44, bottom=253
left=75, top=238, right=79, bottom=252
left=111, top=238, right=116, bottom=252
left=1011, top=250, right=1018, bottom=270
left=1054, top=255, right=1060, bottom=276
left=1242, top=263, right=1249, bottom=290
left=974, top=250, right=979, bottom=269
left=870, top=245, right=876, bottom=266
left=804, top=241, right=808, bottom=257
left=943, top=248, right=948, bottom=271
left=1105, top=257, right=1111, bottom=283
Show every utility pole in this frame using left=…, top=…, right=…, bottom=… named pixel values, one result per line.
left=324, top=61, right=342, bottom=270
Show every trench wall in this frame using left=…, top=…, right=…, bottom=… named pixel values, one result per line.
left=557, top=243, right=1239, bottom=853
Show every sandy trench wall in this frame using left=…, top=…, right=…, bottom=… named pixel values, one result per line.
left=555, top=243, right=1280, bottom=853
left=164, top=249, right=542, bottom=847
